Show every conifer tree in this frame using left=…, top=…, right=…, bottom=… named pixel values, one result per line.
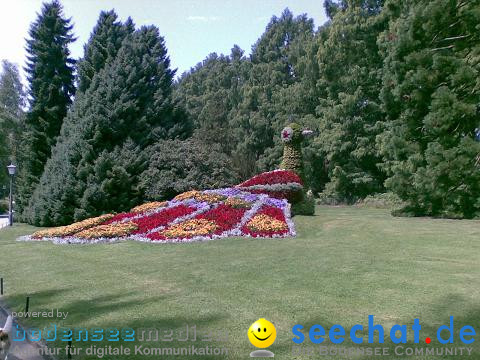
left=27, top=24, right=191, bottom=225
left=378, top=0, right=480, bottom=218
left=77, top=10, right=134, bottom=93
left=0, top=61, right=25, bottom=189
left=17, top=0, right=75, bottom=214
left=310, top=1, right=388, bottom=202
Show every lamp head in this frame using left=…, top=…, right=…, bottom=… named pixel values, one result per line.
left=7, top=163, right=16, bottom=176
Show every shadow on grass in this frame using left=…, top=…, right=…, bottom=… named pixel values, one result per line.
left=3, top=288, right=230, bottom=359
left=274, top=293, right=480, bottom=360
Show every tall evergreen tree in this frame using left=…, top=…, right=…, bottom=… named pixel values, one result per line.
left=232, top=9, right=315, bottom=178
left=0, top=60, right=25, bottom=188
left=26, top=24, right=191, bottom=225
left=77, top=10, right=134, bottom=93
left=17, top=0, right=75, bottom=214
left=309, top=0, right=388, bottom=202
left=378, top=0, right=480, bottom=218
left=0, top=60, right=25, bottom=116
left=0, top=60, right=25, bottom=191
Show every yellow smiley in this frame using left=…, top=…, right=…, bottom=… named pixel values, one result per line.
left=247, top=318, right=277, bottom=348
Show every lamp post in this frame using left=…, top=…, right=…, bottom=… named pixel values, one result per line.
left=7, top=163, right=16, bottom=226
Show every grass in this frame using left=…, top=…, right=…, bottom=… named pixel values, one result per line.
left=0, top=205, right=479, bottom=359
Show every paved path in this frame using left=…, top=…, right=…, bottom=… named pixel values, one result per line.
left=0, top=303, right=52, bottom=360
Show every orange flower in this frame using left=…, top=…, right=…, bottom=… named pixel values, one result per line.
left=131, top=201, right=167, bottom=213
left=163, top=219, right=218, bottom=238
left=246, top=214, right=288, bottom=232
left=173, top=190, right=226, bottom=204
left=75, top=221, right=138, bottom=239
left=32, top=214, right=115, bottom=238
left=173, top=190, right=199, bottom=201
left=224, top=197, right=252, bottom=209
left=193, top=193, right=226, bottom=203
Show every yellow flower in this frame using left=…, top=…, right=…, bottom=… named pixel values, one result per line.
left=224, top=197, right=252, bottom=208
left=173, top=190, right=199, bottom=201
left=163, top=219, right=218, bottom=238
left=75, top=221, right=138, bottom=239
left=32, top=214, right=115, bottom=238
left=246, top=214, right=288, bottom=232
left=131, top=201, right=167, bottom=213
left=193, top=193, right=226, bottom=203
left=173, top=190, right=226, bottom=204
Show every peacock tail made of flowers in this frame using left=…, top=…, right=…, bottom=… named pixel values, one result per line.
left=19, top=170, right=302, bottom=244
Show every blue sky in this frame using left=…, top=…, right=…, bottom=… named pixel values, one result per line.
left=1, top=0, right=327, bottom=82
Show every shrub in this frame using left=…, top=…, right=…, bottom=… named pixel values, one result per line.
left=355, top=193, right=405, bottom=210
left=140, top=139, right=237, bottom=201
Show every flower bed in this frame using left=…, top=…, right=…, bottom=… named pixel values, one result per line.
left=32, top=214, right=114, bottom=238
left=236, top=170, right=303, bottom=202
left=131, top=204, right=197, bottom=234
left=131, top=201, right=167, bottom=213
left=22, top=174, right=299, bottom=244
left=242, top=206, right=290, bottom=237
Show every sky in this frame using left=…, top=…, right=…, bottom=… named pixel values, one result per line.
left=1, top=0, right=327, bottom=83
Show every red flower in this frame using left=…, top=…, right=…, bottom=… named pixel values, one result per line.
left=148, top=204, right=247, bottom=241
left=132, top=205, right=196, bottom=234
left=103, top=212, right=137, bottom=225
left=241, top=205, right=289, bottom=237
left=237, top=170, right=303, bottom=187
left=197, top=204, right=246, bottom=234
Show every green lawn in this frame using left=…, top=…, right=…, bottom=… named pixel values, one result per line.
left=0, top=206, right=479, bottom=359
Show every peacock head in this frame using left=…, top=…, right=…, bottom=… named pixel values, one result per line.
left=281, top=123, right=313, bottom=144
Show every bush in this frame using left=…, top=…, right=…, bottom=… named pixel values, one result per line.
left=0, top=198, right=8, bottom=214
left=355, top=193, right=405, bottom=210
left=140, top=139, right=237, bottom=201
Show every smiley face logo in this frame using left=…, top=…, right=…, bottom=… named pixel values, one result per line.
left=248, top=318, right=276, bottom=348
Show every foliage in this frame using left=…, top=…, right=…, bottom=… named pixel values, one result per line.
left=291, top=190, right=316, bottom=216
left=355, top=192, right=405, bottom=209
left=24, top=18, right=191, bottom=226
left=312, top=2, right=388, bottom=202
left=76, top=10, right=134, bottom=93
left=140, top=139, right=237, bottom=201
left=174, top=9, right=317, bottom=182
left=17, top=0, right=76, bottom=213
left=15, top=2, right=480, bottom=222
left=378, top=0, right=480, bottom=218
left=0, top=60, right=25, bottom=175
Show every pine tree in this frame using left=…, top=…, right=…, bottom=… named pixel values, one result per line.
left=0, top=60, right=25, bottom=116
left=77, top=10, right=134, bottom=93
left=378, top=0, right=480, bottom=218
left=26, top=24, right=191, bottom=225
left=311, top=1, right=388, bottom=202
left=0, top=61, right=25, bottom=189
left=17, top=0, right=75, bottom=214
left=232, top=9, right=316, bottom=179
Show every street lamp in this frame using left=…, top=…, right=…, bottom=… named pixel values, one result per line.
left=7, top=163, right=16, bottom=226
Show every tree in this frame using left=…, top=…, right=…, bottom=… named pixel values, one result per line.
left=232, top=9, right=316, bottom=179
left=140, top=139, right=237, bottom=201
left=0, top=60, right=25, bottom=116
left=324, top=0, right=385, bottom=20
left=0, top=60, right=25, bottom=195
left=17, top=0, right=75, bottom=214
left=76, top=10, right=134, bottom=93
left=310, top=1, right=388, bottom=202
left=378, top=0, right=480, bottom=218
left=25, top=24, right=192, bottom=225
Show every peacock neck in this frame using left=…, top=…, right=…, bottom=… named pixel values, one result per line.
left=280, top=142, right=304, bottom=180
